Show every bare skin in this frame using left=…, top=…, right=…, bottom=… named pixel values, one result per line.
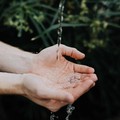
left=22, top=73, right=96, bottom=112
left=32, top=44, right=96, bottom=82
left=23, top=44, right=97, bottom=111
left=0, top=42, right=98, bottom=112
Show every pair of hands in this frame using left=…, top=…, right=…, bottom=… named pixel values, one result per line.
left=22, top=44, right=97, bottom=112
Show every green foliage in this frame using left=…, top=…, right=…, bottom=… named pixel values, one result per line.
left=0, top=0, right=119, bottom=49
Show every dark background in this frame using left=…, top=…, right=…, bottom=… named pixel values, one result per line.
left=0, top=0, right=120, bottom=120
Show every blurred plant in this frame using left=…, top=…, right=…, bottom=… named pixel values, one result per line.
left=0, top=0, right=58, bottom=46
left=64, top=0, right=120, bottom=50
left=1, top=0, right=119, bottom=48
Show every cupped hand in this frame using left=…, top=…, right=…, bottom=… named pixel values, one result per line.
left=22, top=72, right=97, bottom=112
left=32, top=44, right=96, bottom=83
left=22, top=73, right=73, bottom=111
left=26, top=44, right=98, bottom=111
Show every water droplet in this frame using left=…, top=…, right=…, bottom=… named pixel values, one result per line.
left=66, top=104, right=75, bottom=120
left=50, top=112, right=58, bottom=120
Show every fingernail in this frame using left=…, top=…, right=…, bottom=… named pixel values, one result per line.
left=81, top=53, right=85, bottom=57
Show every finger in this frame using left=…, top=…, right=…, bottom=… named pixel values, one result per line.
left=60, top=44, right=85, bottom=60
left=69, top=80, right=95, bottom=101
left=73, top=63, right=95, bottom=73
left=38, top=88, right=74, bottom=104
left=81, top=73, right=98, bottom=82
left=87, top=74, right=98, bottom=82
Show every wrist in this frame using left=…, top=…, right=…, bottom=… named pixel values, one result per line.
left=0, top=73, right=24, bottom=95
left=0, top=43, right=36, bottom=73
left=18, top=51, right=36, bottom=74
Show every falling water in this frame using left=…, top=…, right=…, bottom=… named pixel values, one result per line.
left=57, top=0, right=65, bottom=60
left=57, top=0, right=75, bottom=118
left=50, top=105, right=75, bottom=120
left=65, top=104, right=75, bottom=120
left=50, top=112, right=58, bottom=120
left=50, top=0, right=75, bottom=120
left=57, top=0, right=65, bottom=47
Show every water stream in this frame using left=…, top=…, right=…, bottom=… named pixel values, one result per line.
left=50, top=112, right=58, bottom=120
left=57, top=0, right=65, bottom=47
left=50, top=0, right=75, bottom=120
left=65, top=104, right=75, bottom=120
left=57, top=0, right=65, bottom=60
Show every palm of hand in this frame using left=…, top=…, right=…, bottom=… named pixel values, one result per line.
left=33, top=45, right=96, bottom=88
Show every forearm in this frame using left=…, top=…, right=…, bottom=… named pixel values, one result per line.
left=0, top=41, right=35, bottom=73
left=0, top=72, right=23, bottom=94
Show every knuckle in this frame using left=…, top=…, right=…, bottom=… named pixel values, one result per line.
left=72, top=48, right=77, bottom=51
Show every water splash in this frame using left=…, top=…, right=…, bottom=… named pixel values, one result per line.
left=50, top=112, right=58, bottom=120
left=65, top=104, right=75, bottom=120
left=50, top=105, right=75, bottom=120
left=50, top=1, right=75, bottom=120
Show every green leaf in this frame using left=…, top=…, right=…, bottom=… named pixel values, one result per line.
left=108, top=22, right=120, bottom=28
left=37, top=23, right=88, bottom=37
left=29, top=16, right=50, bottom=46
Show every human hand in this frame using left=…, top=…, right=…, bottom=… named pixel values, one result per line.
left=22, top=73, right=97, bottom=112
left=22, top=73, right=73, bottom=112
left=0, top=42, right=98, bottom=112
left=27, top=44, right=97, bottom=111
left=31, top=44, right=97, bottom=86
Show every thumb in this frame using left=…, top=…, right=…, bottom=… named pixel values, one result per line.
left=39, top=88, right=74, bottom=103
